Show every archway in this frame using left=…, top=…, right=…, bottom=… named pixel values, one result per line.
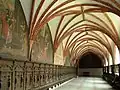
left=78, top=52, right=104, bottom=77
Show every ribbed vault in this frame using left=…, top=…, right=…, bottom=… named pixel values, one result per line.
left=29, top=0, right=120, bottom=66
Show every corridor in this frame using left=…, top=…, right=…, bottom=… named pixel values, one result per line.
left=1, top=0, right=120, bottom=90
left=53, top=77, right=115, bottom=90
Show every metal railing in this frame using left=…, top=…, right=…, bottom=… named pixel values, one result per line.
left=0, top=58, right=76, bottom=90
left=103, top=64, right=120, bottom=76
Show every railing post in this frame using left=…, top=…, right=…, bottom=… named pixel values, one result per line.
left=23, top=62, right=26, bottom=90
left=44, top=64, right=46, bottom=85
left=56, top=65, right=58, bottom=80
left=53, top=65, right=55, bottom=82
left=55, top=65, right=57, bottom=81
left=104, top=66, right=106, bottom=73
left=40, top=64, right=43, bottom=86
left=105, top=66, right=107, bottom=73
left=11, top=61, right=15, bottom=90
left=58, top=65, right=61, bottom=80
left=111, top=65, right=115, bottom=75
left=107, top=66, right=109, bottom=74
left=31, top=63, right=34, bottom=89
left=104, top=66, right=106, bottom=74
left=102, top=67, right=104, bottom=74
left=39, top=63, right=41, bottom=86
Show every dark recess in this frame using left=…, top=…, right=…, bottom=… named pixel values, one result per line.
left=79, top=52, right=103, bottom=68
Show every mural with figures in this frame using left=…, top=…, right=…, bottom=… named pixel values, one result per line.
left=31, top=24, right=53, bottom=64
left=0, top=0, right=28, bottom=60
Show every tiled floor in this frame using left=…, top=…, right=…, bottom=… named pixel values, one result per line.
left=52, top=77, right=115, bottom=90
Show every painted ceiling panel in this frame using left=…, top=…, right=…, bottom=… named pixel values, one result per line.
left=107, top=12, right=120, bottom=38
left=77, top=45, right=104, bottom=56
left=65, top=32, right=86, bottom=47
left=32, top=0, right=53, bottom=28
left=33, top=0, right=41, bottom=16
left=74, top=38, right=107, bottom=53
left=67, top=32, right=86, bottom=43
left=77, top=46, right=107, bottom=61
left=48, top=16, right=61, bottom=42
left=19, top=0, right=32, bottom=25
left=62, top=35, right=70, bottom=47
left=88, top=31, right=107, bottom=43
left=58, top=15, right=77, bottom=37
left=85, top=13, right=115, bottom=33
left=32, top=0, right=42, bottom=26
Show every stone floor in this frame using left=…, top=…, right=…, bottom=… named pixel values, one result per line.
left=50, top=77, right=115, bottom=90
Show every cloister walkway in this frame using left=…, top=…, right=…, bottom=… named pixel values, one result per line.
left=51, top=77, right=115, bottom=90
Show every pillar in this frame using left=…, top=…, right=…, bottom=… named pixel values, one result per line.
left=103, top=67, right=106, bottom=74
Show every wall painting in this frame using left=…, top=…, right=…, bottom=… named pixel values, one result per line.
left=0, top=0, right=28, bottom=60
left=31, top=24, right=54, bottom=64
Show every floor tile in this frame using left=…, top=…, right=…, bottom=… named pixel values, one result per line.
left=53, top=77, right=115, bottom=90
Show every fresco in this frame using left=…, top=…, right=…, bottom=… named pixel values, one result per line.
left=64, top=55, right=71, bottom=66
left=0, top=0, right=28, bottom=60
left=31, top=24, right=53, bottom=64
left=63, top=49, right=71, bottom=66
left=54, top=43, right=64, bottom=65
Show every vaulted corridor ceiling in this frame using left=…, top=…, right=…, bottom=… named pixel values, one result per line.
left=25, top=0, right=120, bottom=66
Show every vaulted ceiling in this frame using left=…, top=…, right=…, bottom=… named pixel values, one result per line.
left=26, top=0, right=120, bottom=66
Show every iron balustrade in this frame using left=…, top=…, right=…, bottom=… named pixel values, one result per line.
left=0, top=58, right=76, bottom=90
left=103, top=65, right=120, bottom=75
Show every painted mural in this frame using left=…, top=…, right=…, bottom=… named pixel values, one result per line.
left=63, top=49, right=71, bottom=66
left=31, top=24, right=53, bottom=64
left=0, top=0, right=28, bottom=60
left=54, top=43, right=64, bottom=65
left=64, top=55, right=71, bottom=66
